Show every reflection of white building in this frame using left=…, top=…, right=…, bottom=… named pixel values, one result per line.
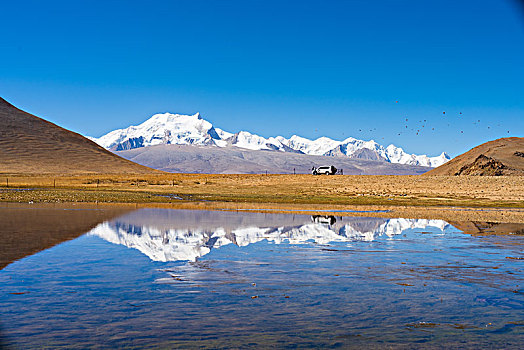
left=88, top=209, right=449, bottom=262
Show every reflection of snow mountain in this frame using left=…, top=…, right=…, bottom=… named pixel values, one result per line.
left=88, top=209, right=449, bottom=262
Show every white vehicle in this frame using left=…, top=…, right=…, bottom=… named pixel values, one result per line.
left=312, top=165, right=337, bottom=175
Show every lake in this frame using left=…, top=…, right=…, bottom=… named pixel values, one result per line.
left=1, top=207, right=523, bottom=348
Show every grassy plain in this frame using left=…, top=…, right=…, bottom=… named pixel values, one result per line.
left=1, top=173, right=524, bottom=205
left=1, top=174, right=524, bottom=223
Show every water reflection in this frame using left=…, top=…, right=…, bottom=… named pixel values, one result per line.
left=0, top=203, right=133, bottom=269
left=449, top=221, right=524, bottom=235
left=89, top=209, right=449, bottom=261
left=2, top=208, right=524, bottom=349
left=311, top=215, right=337, bottom=225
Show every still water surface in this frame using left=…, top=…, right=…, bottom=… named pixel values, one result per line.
left=1, top=208, right=523, bottom=348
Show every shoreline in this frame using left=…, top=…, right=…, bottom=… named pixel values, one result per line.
left=2, top=200, right=524, bottom=224
left=2, top=199, right=523, bottom=270
left=1, top=173, right=523, bottom=223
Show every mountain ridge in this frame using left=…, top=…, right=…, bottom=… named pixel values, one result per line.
left=115, top=143, right=433, bottom=175
left=90, top=112, right=450, bottom=168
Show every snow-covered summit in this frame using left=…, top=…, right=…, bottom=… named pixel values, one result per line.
left=89, top=112, right=451, bottom=167
left=94, top=112, right=221, bottom=151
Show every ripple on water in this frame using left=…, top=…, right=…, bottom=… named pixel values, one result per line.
left=0, top=208, right=523, bottom=349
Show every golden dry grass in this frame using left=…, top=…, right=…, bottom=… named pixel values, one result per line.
left=1, top=173, right=523, bottom=209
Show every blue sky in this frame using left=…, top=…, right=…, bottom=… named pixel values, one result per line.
left=1, top=0, right=523, bottom=157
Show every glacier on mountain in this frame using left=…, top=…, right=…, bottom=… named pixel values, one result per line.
left=89, top=112, right=450, bottom=167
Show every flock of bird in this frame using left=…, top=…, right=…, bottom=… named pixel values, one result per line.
left=313, top=101, right=511, bottom=141
left=351, top=101, right=511, bottom=139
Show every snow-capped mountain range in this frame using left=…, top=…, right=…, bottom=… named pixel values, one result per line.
left=88, top=112, right=450, bottom=167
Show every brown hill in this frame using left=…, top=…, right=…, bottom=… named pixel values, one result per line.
left=426, top=137, right=524, bottom=176
left=0, top=97, right=158, bottom=174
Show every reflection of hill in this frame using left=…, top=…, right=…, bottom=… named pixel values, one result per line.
left=89, top=209, right=449, bottom=262
left=0, top=204, right=133, bottom=269
left=448, top=222, right=524, bottom=235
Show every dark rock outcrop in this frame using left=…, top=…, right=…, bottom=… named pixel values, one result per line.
left=348, top=148, right=387, bottom=161
left=113, top=136, right=145, bottom=151
left=454, top=154, right=506, bottom=176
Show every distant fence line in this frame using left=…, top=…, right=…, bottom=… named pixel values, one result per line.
left=1, top=170, right=347, bottom=189
left=258, top=168, right=343, bottom=175
left=3, top=177, right=59, bottom=188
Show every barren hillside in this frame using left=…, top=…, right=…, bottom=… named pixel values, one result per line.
left=0, top=98, right=157, bottom=174
left=426, top=137, right=524, bottom=176
left=116, top=144, right=432, bottom=175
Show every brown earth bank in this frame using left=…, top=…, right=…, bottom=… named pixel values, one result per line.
left=121, top=201, right=524, bottom=224
left=0, top=203, right=134, bottom=270
left=0, top=97, right=157, bottom=174
left=4, top=202, right=522, bottom=224
left=427, top=137, right=524, bottom=176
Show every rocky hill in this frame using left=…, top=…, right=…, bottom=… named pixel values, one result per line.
left=426, top=137, right=524, bottom=176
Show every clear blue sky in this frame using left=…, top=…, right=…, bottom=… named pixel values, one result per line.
left=1, top=0, right=523, bottom=157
